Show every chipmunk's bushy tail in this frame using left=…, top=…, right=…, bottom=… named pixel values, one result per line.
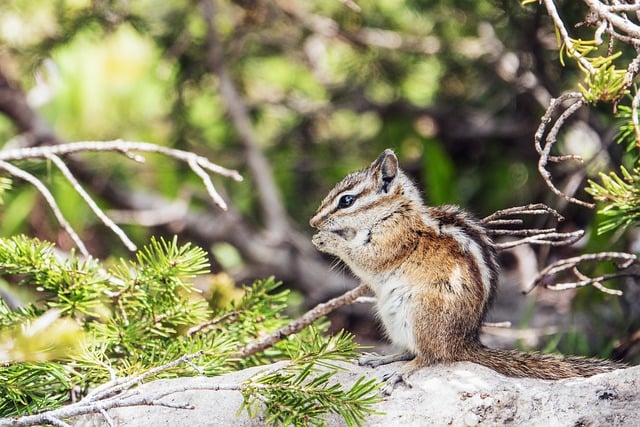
left=468, top=346, right=622, bottom=379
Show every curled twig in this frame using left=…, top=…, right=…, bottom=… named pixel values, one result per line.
left=534, top=93, right=594, bottom=208
left=483, top=203, right=565, bottom=224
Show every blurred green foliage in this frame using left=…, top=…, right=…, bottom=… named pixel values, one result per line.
left=0, top=0, right=639, bottom=366
left=0, top=0, right=553, bottom=243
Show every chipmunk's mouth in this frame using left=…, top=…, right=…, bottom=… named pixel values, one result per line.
left=312, top=227, right=356, bottom=245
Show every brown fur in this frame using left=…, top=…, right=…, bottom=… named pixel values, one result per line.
left=310, top=149, right=622, bottom=383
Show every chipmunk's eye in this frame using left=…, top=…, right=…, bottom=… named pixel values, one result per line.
left=337, top=194, right=356, bottom=209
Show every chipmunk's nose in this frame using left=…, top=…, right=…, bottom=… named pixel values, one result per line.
left=309, top=211, right=324, bottom=229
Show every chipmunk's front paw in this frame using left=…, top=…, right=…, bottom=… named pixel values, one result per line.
left=311, top=231, right=339, bottom=253
left=358, top=351, right=414, bottom=368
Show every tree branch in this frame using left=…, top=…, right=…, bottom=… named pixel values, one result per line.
left=0, top=160, right=90, bottom=257
left=200, top=0, right=291, bottom=237
left=483, top=203, right=585, bottom=249
left=525, top=251, right=637, bottom=294
left=235, top=283, right=370, bottom=358
left=534, top=92, right=594, bottom=208
left=45, top=153, right=137, bottom=252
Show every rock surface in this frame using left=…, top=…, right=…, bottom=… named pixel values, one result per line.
left=76, top=360, right=640, bottom=426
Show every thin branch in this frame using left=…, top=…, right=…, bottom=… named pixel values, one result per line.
left=483, top=203, right=565, bottom=224
left=46, top=153, right=137, bottom=251
left=186, top=311, right=238, bottom=336
left=84, top=351, right=207, bottom=403
left=187, top=156, right=228, bottom=210
left=605, top=3, right=640, bottom=13
left=0, top=160, right=90, bottom=257
left=571, top=266, right=623, bottom=295
left=235, top=283, right=370, bottom=359
left=0, top=377, right=240, bottom=427
left=0, top=140, right=243, bottom=254
left=533, top=93, right=585, bottom=156
left=584, top=0, right=640, bottom=40
left=542, top=0, right=596, bottom=74
left=492, top=230, right=584, bottom=250
left=525, top=251, right=637, bottom=294
left=482, top=203, right=584, bottom=249
left=0, top=139, right=243, bottom=184
left=201, top=0, right=290, bottom=236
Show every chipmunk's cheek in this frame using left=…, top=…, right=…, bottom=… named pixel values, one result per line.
left=336, top=228, right=357, bottom=241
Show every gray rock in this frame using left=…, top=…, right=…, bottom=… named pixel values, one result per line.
left=74, top=360, right=640, bottom=426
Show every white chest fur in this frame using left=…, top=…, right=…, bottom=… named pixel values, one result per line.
left=370, top=276, right=416, bottom=353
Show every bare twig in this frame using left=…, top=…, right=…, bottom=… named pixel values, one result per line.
left=235, top=283, right=370, bottom=358
left=492, top=230, right=584, bottom=250
left=0, top=160, right=90, bottom=257
left=84, top=351, right=207, bottom=403
left=526, top=252, right=637, bottom=294
left=584, top=0, right=640, bottom=40
left=186, top=311, right=238, bottom=336
left=0, top=377, right=240, bottom=427
left=0, top=140, right=242, bottom=254
left=483, top=203, right=565, bottom=224
left=571, top=266, right=623, bottom=296
left=0, top=139, right=242, bottom=186
left=46, top=153, right=137, bottom=251
left=482, top=203, right=584, bottom=249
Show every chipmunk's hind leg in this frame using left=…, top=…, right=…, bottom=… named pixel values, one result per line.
left=358, top=350, right=414, bottom=368
left=379, top=357, right=425, bottom=395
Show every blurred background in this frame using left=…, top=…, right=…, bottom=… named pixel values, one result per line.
left=0, top=0, right=638, bottom=363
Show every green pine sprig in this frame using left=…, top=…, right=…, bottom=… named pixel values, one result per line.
left=240, top=329, right=381, bottom=427
left=587, top=166, right=640, bottom=234
left=0, top=236, right=381, bottom=425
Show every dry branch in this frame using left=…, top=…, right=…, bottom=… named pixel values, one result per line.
left=0, top=352, right=241, bottom=427
left=482, top=203, right=585, bottom=249
left=526, top=252, right=637, bottom=294
left=46, top=153, right=137, bottom=252
left=0, top=140, right=242, bottom=255
left=235, top=282, right=370, bottom=359
left=534, top=92, right=594, bottom=208
left=201, top=0, right=290, bottom=237
left=0, top=159, right=90, bottom=257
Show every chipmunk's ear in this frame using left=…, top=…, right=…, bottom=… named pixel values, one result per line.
left=371, top=149, right=398, bottom=193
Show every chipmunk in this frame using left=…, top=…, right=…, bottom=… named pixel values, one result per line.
left=310, top=149, right=621, bottom=392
